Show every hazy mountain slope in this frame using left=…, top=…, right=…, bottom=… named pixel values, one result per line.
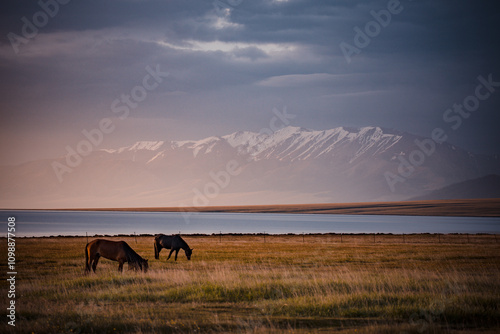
left=1, top=126, right=499, bottom=209
left=411, top=175, right=500, bottom=200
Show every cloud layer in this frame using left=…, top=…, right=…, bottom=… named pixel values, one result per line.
left=1, top=0, right=499, bottom=165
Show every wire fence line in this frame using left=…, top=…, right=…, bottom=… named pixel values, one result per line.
left=204, top=233, right=500, bottom=245
left=17, top=233, right=500, bottom=245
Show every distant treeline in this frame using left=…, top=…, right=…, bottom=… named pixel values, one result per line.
left=9, top=232, right=499, bottom=238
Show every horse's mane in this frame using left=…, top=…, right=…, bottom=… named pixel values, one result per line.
left=174, top=235, right=190, bottom=249
left=122, top=242, right=145, bottom=269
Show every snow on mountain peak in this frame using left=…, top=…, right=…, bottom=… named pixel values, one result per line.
left=173, top=136, right=222, bottom=157
left=128, top=141, right=165, bottom=151
left=100, top=140, right=165, bottom=154
left=223, top=131, right=266, bottom=151
left=275, top=126, right=311, bottom=135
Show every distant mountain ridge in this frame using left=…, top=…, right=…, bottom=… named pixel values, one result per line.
left=411, top=175, right=500, bottom=200
left=1, top=126, right=499, bottom=209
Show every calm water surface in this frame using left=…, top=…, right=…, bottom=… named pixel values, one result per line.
left=1, top=210, right=500, bottom=237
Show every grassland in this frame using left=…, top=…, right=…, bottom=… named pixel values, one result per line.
left=1, top=234, right=500, bottom=333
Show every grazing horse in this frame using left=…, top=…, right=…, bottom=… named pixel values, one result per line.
left=85, top=239, right=148, bottom=273
left=154, top=234, right=193, bottom=261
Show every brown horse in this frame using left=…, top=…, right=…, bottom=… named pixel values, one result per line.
left=85, top=239, right=148, bottom=273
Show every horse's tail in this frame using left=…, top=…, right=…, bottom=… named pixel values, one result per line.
left=84, top=243, right=90, bottom=273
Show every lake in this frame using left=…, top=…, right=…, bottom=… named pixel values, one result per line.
left=2, top=210, right=500, bottom=237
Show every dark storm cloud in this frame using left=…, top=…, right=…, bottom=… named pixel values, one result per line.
left=0, top=1, right=208, bottom=35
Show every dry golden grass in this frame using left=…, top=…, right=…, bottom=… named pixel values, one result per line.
left=1, top=234, right=499, bottom=333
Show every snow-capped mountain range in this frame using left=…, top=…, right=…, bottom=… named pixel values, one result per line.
left=1, top=126, right=499, bottom=209
left=104, top=126, right=403, bottom=163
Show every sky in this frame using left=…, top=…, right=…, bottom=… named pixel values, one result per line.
left=1, top=0, right=499, bottom=165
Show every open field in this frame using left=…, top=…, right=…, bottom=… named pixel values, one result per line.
left=54, top=198, right=500, bottom=217
left=1, top=234, right=500, bottom=333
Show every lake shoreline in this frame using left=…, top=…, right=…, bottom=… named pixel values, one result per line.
left=12, top=198, right=500, bottom=217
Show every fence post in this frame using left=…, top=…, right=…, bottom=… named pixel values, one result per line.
left=403, top=233, right=405, bottom=243
left=86, top=232, right=88, bottom=244
left=134, top=231, right=137, bottom=244
left=340, top=233, right=343, bottom=243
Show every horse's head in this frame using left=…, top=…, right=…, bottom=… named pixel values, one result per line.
left=130, top=258, right=149, bottom=272
left=185, top=248, right=193, bottom=260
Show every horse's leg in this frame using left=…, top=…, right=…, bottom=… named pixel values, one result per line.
left=167, top=249, right=175, bottom=260
left=118, top=261, right=124, bottom=272
left=85, top=258, right=91, bottom=273
left=92, top=254, right=100, bottom=273
left=175, top=249, right=180, bottom=261
left=155, top=243, right=161, bottom=259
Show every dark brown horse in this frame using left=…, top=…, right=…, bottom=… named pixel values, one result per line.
left=85, top=239, right=148, bottom=273
left=154, top=234, right=193, bottom=261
